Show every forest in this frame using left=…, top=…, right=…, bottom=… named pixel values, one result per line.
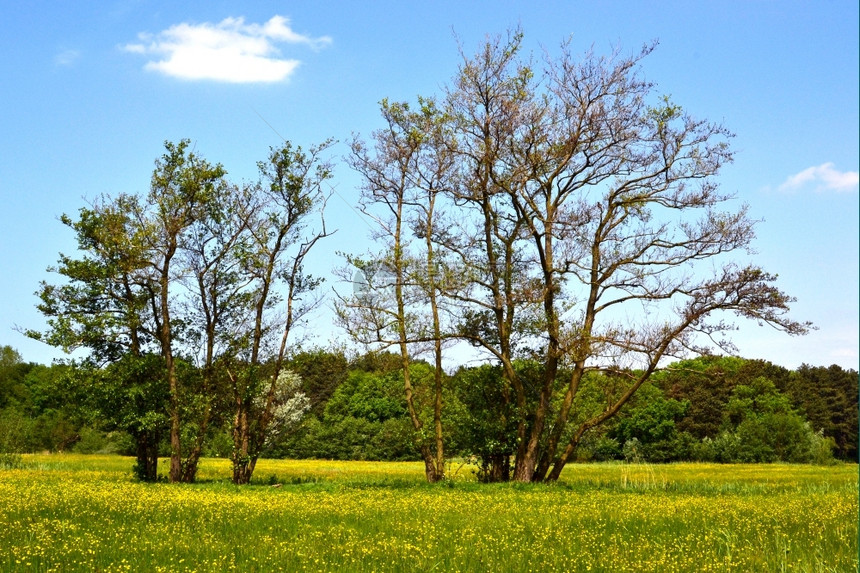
left=1, top=344, right=856, bottom=478
left=8, top=31, right=851, bottom=486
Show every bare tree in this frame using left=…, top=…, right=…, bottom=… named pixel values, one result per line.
left=337, top=99, right=454, bottom=482
left=378, top=30, right=809, bottom=482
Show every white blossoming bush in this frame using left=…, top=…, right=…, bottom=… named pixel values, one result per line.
left=255, top=370, right=310, bottom=447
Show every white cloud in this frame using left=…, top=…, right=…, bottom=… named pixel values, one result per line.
left=123, top=15, right=331, bottom=83
left=54, top=49, right=81, bottom=66
left=778, top=163, right=859, bottom=193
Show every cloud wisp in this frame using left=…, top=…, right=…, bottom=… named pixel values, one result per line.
left=124, top=15, right=331, bottom=83
left=54, top=49, right=81, bottom=66
left=778, top=163, right=859, bottom=193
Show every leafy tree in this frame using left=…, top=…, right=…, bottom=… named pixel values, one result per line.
left=0, top=360, right=99, bottom=456
left=0, top=346, right=29, bottom=462
left=716, top=377, right=833, bottom=463
left=655, top=358, right=855, bottom=462
left=325, top=370, right=408, bottom=423
left=0, top=347, right=23, bottom=403
left=349, top=351, right=404, bottom=375
left=654, top=356, right=747, bottom=439
left=28, top=140, right=228, bottom=482
left=288, top=348, right=350, bottom=417
left=451, top=363, right=519, bottom=482
left=88, top=354, right=169, bottom=481
left=288, top=368, right=413, bottom=460
left=0, top=408, right=32, bottom=463
left=786, top=364, right=858, bottom=461
left=609, top=389, right=692, bottom=462
left=27, top=192, right=156, bottom=363
left=282, top=361, right=457, bottom=462
left=0, top=346, right=34, bottom=411
left=30, top=138, right=334, bottom=484
left=138, top=140, right=228, bottom=482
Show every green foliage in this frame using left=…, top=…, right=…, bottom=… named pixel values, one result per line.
left=653, top=356, right=747, bottom=439
left=0, top=346, right=27, bottom=410
left=609, top=393, right=692, bottom=463
left=0, top=409, right=33, bottom=456
left=91, top=354, right=170, bottom=439
left=785, top=364, right=858, bottom=460
left=3, top=333, right=853, bottom=469
left=324, top=370, right=407, bottom=423
left=72, top=427, right=122, bottom=454
left=579, top=435, right=623, bottom=462
left=451, top=363, right=519, bottom=465
left=654, top=357, right=855, bottom=463
left=284, top=415, right=416, bottom=461
left=695, top=377, right=835, bottom=464
left=274, top=359, right=459, bottom=462
left=288, top=348, right=350, bottom=417
left=348, top=351, right=404, bottom=375
left=275, top=366, right=413, bottom=461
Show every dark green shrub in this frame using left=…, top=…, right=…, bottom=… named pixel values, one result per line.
left=587, top=436, right=623, bottom=462
left=72, top=426, right=112, bottom=454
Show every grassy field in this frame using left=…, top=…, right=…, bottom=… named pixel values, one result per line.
left=0, top=455, right=856, bottom=572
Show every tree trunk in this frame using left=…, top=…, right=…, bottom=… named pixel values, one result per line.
left=233, top=463, right=251, bottom=485
left=160, top=239, right=183, bottom=484
left=179, top=410, right=210, bottom=483
left=423, top=456, right=443, bottom=483
left=546, top=431, right=585, bottom=482
left=231, top=400, right=252, bottom=485
left=134, top=431, right=159, bottom=482
left=479, top=454, right=510, bottom=483
left=533, top=365, right=587, bottom=482
left=402, top=353, right=442, bottom=483
left=168, top=367, right=182, bottom=483
left=513, top=369, right=555, bottom=483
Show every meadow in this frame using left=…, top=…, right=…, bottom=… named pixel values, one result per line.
left=0, top=455, right=856, bottom=572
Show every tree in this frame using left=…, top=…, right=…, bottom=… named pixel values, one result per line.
left=225, top=140, right=335, bottom=485
left=608, top=387, right=691, bottom=463
left=786, top=364, right=858, bottom=461
left=141, top=140, right=229, bottom=482
left=87, top=354, right=170, bottom=481
left=0, top=346, right=29, bottom=410
left=29, top=139, right=334, bottom=484
left=288, top=348, right=350, bottom=417
left=716, top=377, right=833, bottom=463
left=178, top=176, right=257, bottom=480
left=27, top=185, right=167, bottom=478
left=337, top=99, right=454, bottom=482
left=655, top=355, right=747, bottom=440
left=351, top=30, right=809, bottom=482
left=450, top=363, right=524, bottom=482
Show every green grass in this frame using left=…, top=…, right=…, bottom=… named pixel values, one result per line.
left=0, top=455, right=856, bottom=572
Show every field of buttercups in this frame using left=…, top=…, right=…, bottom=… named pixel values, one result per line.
left=0, top=455, right=856, bottom=572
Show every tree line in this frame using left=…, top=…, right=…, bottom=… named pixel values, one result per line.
left=18, top=30, right=822, bottom=484
left=0, top=346, right=855, bottom=476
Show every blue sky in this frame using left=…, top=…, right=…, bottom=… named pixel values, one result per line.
left=1, top=1, right=857, bottom=370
